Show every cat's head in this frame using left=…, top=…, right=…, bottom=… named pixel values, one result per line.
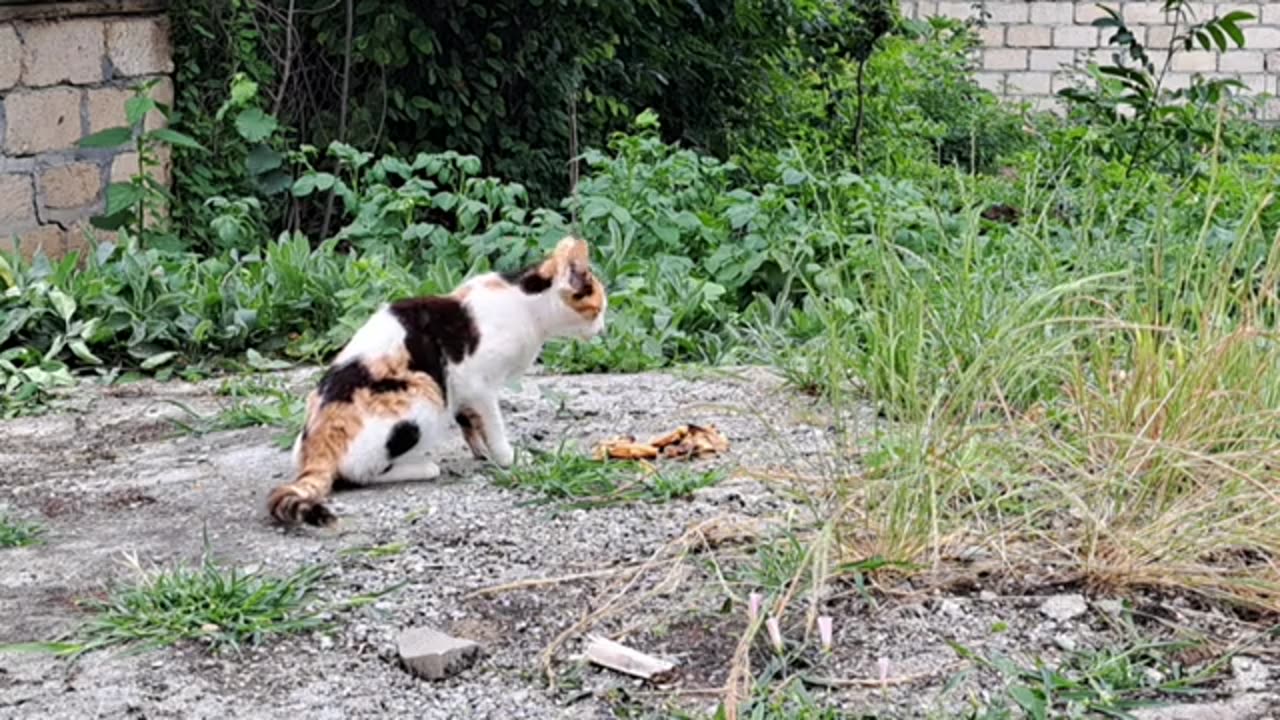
left=526, top=235, right=607, bottom=339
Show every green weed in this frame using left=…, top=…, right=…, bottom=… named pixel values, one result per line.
left=947, top=638, right=1224, bottom=719
left=339, top=542, right=407, bottom=560
left=0, top=515, right=43, bottom=548
left=493, top=446, right=723, bottom=510
left=0, top=550, right=329, bottom=657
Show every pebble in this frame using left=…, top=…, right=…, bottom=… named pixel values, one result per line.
left=1038, top=594, right=1088, bottom=622
left=1232, top=656, right=1271, bottom=693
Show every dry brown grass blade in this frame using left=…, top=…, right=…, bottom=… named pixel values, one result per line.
left=462, top=560, right=679, bottom=600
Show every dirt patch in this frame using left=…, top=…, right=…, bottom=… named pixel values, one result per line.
left=0, top=367, right=1276, bottom=719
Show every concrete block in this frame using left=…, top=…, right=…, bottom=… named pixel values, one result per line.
left=107, top=17, right=173, bottom=77
left=1123, top=2, right=1170, bottom=25
left=19, top=18, right=104, bottom=87
left=1008, top=72, right=1052, bottom=95
left=0, top=173, right=36, bottom=230
left=39, top=162, right=101, bottom=210
left=985, top=2, right=1028, bottom=23
left=1031, top=3, right=1073, bottom=24
left=1007, top=25, right=1052, bottom=48
left=1054, top=26, right=1099, bottom=49
left=0, top=24, right=19, bottom=90
left=983, top=48, right=1027, bottom=70
left=398, top=627, right=481, bottom=680
left=1030, top=49, right=1076, bottom=71
left=3, top=88, right=83, bottom=155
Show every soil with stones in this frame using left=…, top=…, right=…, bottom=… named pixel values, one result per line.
left=0, top=367, right=1277, bottom=719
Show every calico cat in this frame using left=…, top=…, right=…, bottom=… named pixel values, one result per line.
left=266, top=236, right=607, bottom=526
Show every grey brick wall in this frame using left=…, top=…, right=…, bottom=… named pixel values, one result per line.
left=900, top=1, right=1280, bottom=118
left=0, top=5, right=172, bottom=260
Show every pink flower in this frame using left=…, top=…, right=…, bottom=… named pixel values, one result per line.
left=748, top=592, right=762, bottom=623
left=766, top=616, right=783, bottom=652
left=818, top=615, right=833, bottom=652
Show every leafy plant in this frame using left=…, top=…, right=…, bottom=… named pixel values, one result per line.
left=1058, top=1, right=1256, bottom=175
left=79, top=80, right=206, bottom=251
left=216, top=72, right=291, bottom=197
left=948, top=638, right=1224, bottom=719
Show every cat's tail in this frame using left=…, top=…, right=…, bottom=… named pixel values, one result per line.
left=267, top=466, right=339, bottom=527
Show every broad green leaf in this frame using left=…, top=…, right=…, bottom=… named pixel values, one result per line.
left=69, top=340, right=102, bottom=365
left=140, top=351, right=178, bottom=370
left=79, top=127, right=132, bottom=149
left=246, top=348, right=290, bottom=370
left=235, top=107, right=279, bottom=143
left=1008, top=687, right=1046, bottom=720
left=125, top=96, right=158, bottom=126
left=1218, top=18, right=1245, bottom=47
left=1205, top=24, right=1227, bottom=51
left=229, top=75, right=259, bottom=106
left=246, top=144, right=283, bottom=175
left=292, top=175, right=318, bottom=197
left=104, top=183, right=145, bottom=216
left=148, top=128, right=205, bottom=151
left=48, top=288, right=75, bottom=321
left=255, top=169, right=293, bottom=195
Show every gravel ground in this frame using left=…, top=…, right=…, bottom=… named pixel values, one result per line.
left=0, top=367, right=1276, bottom=719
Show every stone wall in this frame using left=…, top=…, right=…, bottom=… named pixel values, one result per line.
left=899, top=1, right=1280, bottom=118
left=0, top=1, right=172, bottom=260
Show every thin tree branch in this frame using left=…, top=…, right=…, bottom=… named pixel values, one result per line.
left=320, top=0, right=354, bottom=240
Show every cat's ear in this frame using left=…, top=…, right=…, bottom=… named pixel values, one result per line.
left=552, top=235, right=590, bottom=267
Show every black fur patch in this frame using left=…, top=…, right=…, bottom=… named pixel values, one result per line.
left=501, top=265, right=553, bottom=294
left=317, top=360, right=371, bottom=404
left=568, top=267, right=593, bottom=299
left=385, top=420, right=421, bottom=459
left=454, top=411, right=472, bottom=430
left=317, top=361, right=409, bottom=405
left=388, top=296, right=479, bottom=400
left=370, top=378, right=409, bottom=393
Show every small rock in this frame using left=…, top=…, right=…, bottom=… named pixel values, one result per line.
left=1054, top=634, right=1077, bottom=652
left=1095, top=599, right=1125, bottom=617
left=978, top=590, right=998, bottom=602
left=1143, top=667, right=1166, bottom=686
left=1232, top=656, right=1271, bottom=693
left=1039, top=594, right=1088, bottom=622
left=398, top=626, right=481, bottom=680
left=938, top=599, right=965, bottom=618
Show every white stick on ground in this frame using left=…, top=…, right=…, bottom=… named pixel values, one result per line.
left=583, top=635, right=677, bottom=681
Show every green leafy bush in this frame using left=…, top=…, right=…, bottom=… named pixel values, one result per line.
left=733, top=15, right=1029, bottom=178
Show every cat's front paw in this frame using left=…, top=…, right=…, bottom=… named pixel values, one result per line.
left=489, top=444, right=515, bottom=468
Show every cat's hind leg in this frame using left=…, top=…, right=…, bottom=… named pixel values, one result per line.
left=455, top=407, right=489, bottom=460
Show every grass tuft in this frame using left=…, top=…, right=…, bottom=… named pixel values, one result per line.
left=0, top=514, right=43, bottom=548
left=494, top=446, right=724, bottom=510
left=31, top=550, right=330, bottom=656
left=947, top=637, right=1226, bottom=719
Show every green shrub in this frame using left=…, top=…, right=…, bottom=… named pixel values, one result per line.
left=732, top=16, right=1030, bottom=178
